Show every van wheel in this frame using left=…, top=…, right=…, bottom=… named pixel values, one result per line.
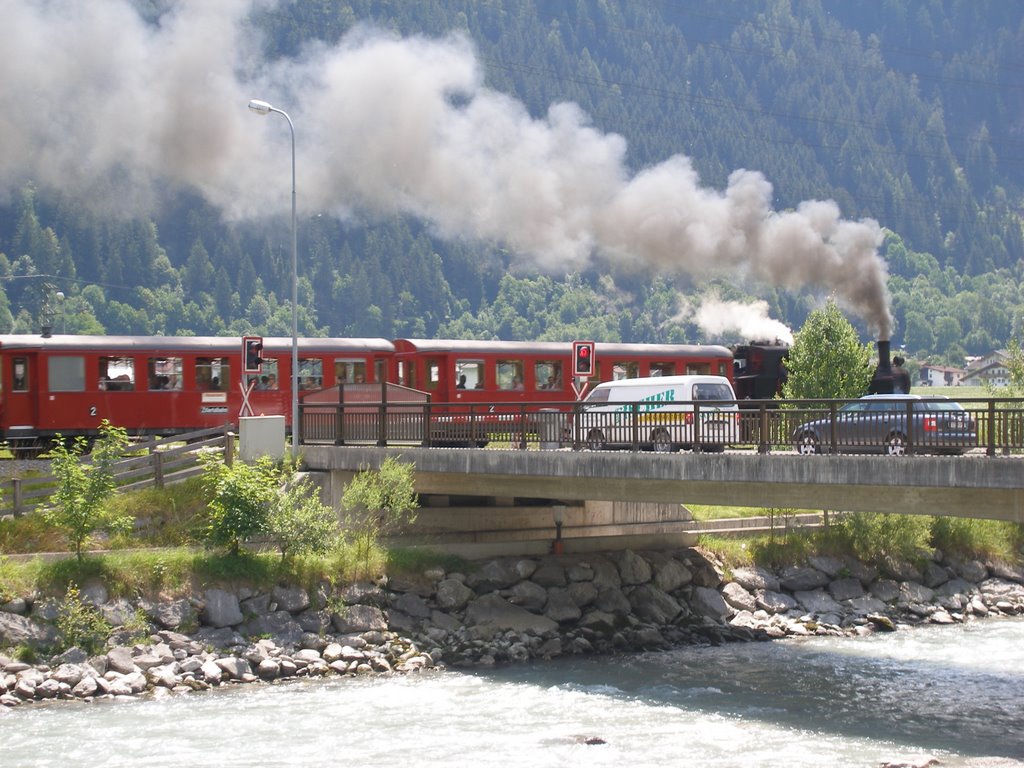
left=651, top=428, right=673, bottom=453
left=586, top=429, right=606, bottom=451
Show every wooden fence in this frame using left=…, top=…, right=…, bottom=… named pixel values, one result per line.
left=1, top=425, right=234, bottom=519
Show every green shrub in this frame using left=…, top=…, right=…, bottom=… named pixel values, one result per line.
left=931, top=517, right=1024, bottom=561
left=267, top=474, right=339, bottom=563
left=341, top=457, right=418, bottom=579
left=56, top=582, right=111, bottom=655
left=828, top=512, right=932, bottom=564
left=199, top=454, right=279, bottom=555
left=45, top=421, right=133, bottom=560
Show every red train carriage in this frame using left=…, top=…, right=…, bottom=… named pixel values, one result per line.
left=391, top=338, right=734, bottom=444
left=393, top=339, right=733, bottom=401
left=0, top=334, right=395, bottom=455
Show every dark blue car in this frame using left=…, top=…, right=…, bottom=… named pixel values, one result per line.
left=793, top=394, right=977, bottom=456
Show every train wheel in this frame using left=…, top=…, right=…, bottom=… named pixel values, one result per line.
left=586, top=429, right=606, bottom=451
left=651, top=429, right=673, bottom=453
left=884, top=432, right=907, bottom=457
left=795, top=432, right=820, bottom=455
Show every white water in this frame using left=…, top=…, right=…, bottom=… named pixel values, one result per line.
left=3, top=618, right=1022, bottom=767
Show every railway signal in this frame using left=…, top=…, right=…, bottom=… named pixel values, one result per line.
left=243, top=336, right=263, bottom=373
left=573, top=340, right=595, bottom=377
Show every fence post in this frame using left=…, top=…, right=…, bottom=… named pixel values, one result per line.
left=988, top=400, right=996, bottom=457
left=224, top=429, right=235, bottom=467
left=11, top=478, right=23, bottom=518
left=758, top=404, right=770, bottom=454
left=153, top=450, right=165, bottom=489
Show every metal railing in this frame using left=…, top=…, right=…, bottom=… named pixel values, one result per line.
left=298, top=396, right=1024, bottom=457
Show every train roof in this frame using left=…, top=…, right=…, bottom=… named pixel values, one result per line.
left=395, top=338, right=733, bottom=357
left=0, top=334, right=395, bottom=354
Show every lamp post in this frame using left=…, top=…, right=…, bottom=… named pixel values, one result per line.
left=248, top=98, right=300, bottom=450
left=55, top=291, right=65, bottom=334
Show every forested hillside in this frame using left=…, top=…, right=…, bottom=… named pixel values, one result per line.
left=0, top=0, right=1020, bottom=364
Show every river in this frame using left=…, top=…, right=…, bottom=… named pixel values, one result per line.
left=2, top=618, right=1022, bottom=767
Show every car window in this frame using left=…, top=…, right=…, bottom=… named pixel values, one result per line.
left=841, top=402, right=869, bottom=413
left=693, top=383, right=733, bottom=401
left=866, top=401, right=899, bottom=412
left=585, top=388, right=610, bottom=403
left=924, top=400, right=964, bottom=412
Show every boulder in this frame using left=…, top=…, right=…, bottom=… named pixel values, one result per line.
left=779, top=565, right=830, bottom=592
left=201, top=589, right=243, bottom=628
left=692, top=586, right=731, bottom=621
left=463, top=594, right=558, bottom=634
left=721, top=582, right=757, bottom=613
left=609, top=550, right=652, bottom=586
left=627, top=585, right=682, bottom=624
left=0, top=612, right=57, bottom=648
left=435, top=579, right=474, bottom=611
left=544, top=588, right=582, bottom=624
left=271, top=586, right=311, bottom=614
left=466, top=560, right=523, bottom=592
left=731, top=566, right=780, bottom=593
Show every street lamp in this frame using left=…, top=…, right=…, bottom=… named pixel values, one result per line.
left=55, top=291, right=65, bottom=334
left=248, top=98, right=300, bottom=451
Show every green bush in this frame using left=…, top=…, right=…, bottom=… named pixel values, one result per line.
left=56, top=582, right=111, bottom=655
left=827, top=512, right=932, bottom=564
left=45, top=421, right=133, bottom=560
left=341, top=457, right=419, bottom=578
left=267, top=474, right=339, bottom=563
left=199, top=454, right=279, bottom=556
left=931, top=517, right=1024, bottom=562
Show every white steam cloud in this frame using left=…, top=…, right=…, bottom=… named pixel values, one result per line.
left=0, top=1, right=892, bottom=338
left=694, top=298, right=794, bottom=346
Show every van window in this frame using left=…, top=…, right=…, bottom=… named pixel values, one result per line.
left=585, top=387, right=611, bottom=403
left=693, top=382, right=734, bottom=401
left=649, top=362, right=675, bottom=377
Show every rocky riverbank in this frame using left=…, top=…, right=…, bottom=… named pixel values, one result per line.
left=2, top=546, right=1024, bottom=711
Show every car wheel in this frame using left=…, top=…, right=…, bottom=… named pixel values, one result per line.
left=651, top=428, right=673, bottom=453
left=586, top=429, right=606, bottom=451
left=795, top=431, right=820, bottom=455
left=884, top=432, right=907, bottom=456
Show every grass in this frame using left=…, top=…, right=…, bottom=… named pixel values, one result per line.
left=686, top=504, right=819, bottom=522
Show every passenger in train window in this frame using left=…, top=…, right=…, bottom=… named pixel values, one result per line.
left=457, top=374, right=467, bottom=389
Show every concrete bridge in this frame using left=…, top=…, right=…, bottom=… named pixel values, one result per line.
left=303, top=445, right=1024, bottom=556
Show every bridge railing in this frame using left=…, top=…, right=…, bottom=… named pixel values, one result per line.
left=298, top=396, right=1024, bottom=456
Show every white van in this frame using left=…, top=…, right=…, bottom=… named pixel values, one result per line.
left=575, top=374, right=739, bottom=452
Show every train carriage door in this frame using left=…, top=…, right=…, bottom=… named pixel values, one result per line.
left=3, top=353, right=38, bottom=433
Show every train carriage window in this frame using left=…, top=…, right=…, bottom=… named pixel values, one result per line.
left=98, top=356, right=134, bottom=391
left=417, top=357, right=440, bottom=391
left=196, top=357, right=229, bottom=391
left=334, top=359, right=367, bottom=385
left=686, top=362, right=711, bottom=375
left=50, top=356, right=86, bottom=392
left=12, top=357, right=28, bottom=391
left=649, top=362, right=675, bottom=377
left=534, top=360, right=563, bottom=391
left=497, top=360, right=525, bottom=390
left=298, top=358, right=323, bottom=391
left=148, top=357, right=183, bottom=391
left=455, top=360, right=484, bottom=390
left=612, top=361, right=639, bottom=380
left=248, top=359, right=279, bottom=391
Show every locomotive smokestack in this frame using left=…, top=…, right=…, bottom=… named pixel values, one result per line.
left=868, top=338, right=894, bottom=394
left=876, top=339, right=891, bottom=372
